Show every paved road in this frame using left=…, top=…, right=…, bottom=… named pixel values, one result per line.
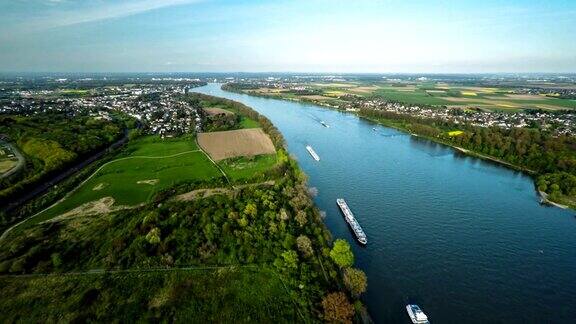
left=0, top=141, right=24, bottom=179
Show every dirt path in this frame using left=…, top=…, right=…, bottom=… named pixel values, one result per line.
left=175, top=180, right=275, bottom=201
left=0, top=150, right=201, bottom=244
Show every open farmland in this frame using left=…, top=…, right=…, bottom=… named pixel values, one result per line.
left=20, top=136, right=222, bottom=227
left=264, top=80, right=576, bottom=111
left=198, top=128, right=276, bottom=161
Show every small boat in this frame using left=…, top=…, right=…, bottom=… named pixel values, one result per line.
left=372, top=127, right=377, bottom=131
left=320, top=121, right=330, bottom=128
left=406, top=304, right=429, bottom=324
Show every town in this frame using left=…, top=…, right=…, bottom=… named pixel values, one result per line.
left=0, top=81, right=206, bottom=137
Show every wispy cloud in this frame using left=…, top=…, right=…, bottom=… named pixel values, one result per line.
left=13, top=0, right=203, bottom=31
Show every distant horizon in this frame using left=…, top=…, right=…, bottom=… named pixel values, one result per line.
left=2, top=71, right=576, bottom=76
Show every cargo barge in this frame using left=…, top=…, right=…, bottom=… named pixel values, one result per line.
left=306, top=145, right=320, bottom=161
left=336, top=198, right=367, bottom=245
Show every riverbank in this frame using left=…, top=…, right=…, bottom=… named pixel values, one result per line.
left=198, top=83, right=576, bottom=323
left=222, top=86, right=575, bottom=212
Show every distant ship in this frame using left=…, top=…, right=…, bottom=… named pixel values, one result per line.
left=406, top=304, right=429, bottom=324
left=320, top=121, right=330, bottom=128
left=306, top=145, right=320, bottom=161
left=336, top=198, right=367, bottom=245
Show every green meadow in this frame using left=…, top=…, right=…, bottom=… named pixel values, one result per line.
left=0, top=267, right=302, bottom=322
left=29, top=136, right=222, bottom=224
left=219, top=153, right=280, bottom=183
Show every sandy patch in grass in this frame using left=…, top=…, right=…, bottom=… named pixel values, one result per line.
left=204, top=108, right=235, bottom=116
left=137, top=179, right=159, bottom=185
left=461, top=91, right=478, bottom=96
left=46, top=197, right=127, bottom=222
left=426, top=90, right=446, bottom=93
left=92, top=183, right=107, bottom=191
left=176, top=181, right=275, bottom=201
left=198, top=128, right=276, bottom=161
left=176, top=188, right=231, bottom=201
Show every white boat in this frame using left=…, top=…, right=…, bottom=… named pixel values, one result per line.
left=305, top=145, right=320, bottom=161
left=320, top=121, right=330, bottom=128
left=406, top=304, right=429, bottom=324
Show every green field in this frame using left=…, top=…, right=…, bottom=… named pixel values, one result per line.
left=219, top=153, right=279, bottom=182
left=30, top=136, right=222, bottom=223
left=250, top=81, right=576, bottom=111
left=372, top=87, right=452, bottom=105
left=0, top=267, right=303, bottom=322
left=239, top=116, right=260, bottom=128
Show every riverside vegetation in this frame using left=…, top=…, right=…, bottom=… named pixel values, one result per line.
left=0, top=93, right=368, bottom=323
left=0, top=113, right=126, bottom=230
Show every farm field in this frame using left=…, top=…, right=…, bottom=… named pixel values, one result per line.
left=252, top=81, right=576, bottom=111
left=0, top=267, right=302, bottom=322
left=26, top=136, right=222, bottom=225
left=198, top=128, right=276, bottom=161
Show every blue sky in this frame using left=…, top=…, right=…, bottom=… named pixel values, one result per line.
left=1, top=0, right=575, bottom=73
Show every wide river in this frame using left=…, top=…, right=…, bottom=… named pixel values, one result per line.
left=195, top=84, right=576, bottom=323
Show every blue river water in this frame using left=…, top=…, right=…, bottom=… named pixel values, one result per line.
left=194, top=84, right=576, bottom=323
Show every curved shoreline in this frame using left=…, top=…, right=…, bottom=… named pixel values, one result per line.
left=222, top=86, right=575, bottom=212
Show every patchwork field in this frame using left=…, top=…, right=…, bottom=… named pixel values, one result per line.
left=24, top=136, right=222, bottom=226
left=198, top=128, right=276, bottom=161
left=262, top=81, right=576, bottom=111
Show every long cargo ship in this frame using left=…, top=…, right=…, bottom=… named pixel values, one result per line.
left=306, top=145, right=320, bottom=161
left=336, top=198, right=367, bottom=245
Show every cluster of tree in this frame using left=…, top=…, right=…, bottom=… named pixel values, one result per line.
left=0, top=157, right=355, bottom=320
left=358, top=107, right=576, bottom=207
left=0, top=113, right=125, bottom=216
left=221, top=83, right=261, bottom=91
left=321, top=239, right=367, bottom=322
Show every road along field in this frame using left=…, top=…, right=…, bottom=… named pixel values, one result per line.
left=18, top=136, right=222, bottom=226
left=197, top=128, right=276, bottom=161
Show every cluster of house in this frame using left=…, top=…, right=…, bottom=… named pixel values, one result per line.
left=346, top=98, right=576, bottom=136
left=513, top=87, right=576, bottom=99
left=1, top=84, right=204, bottom=137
